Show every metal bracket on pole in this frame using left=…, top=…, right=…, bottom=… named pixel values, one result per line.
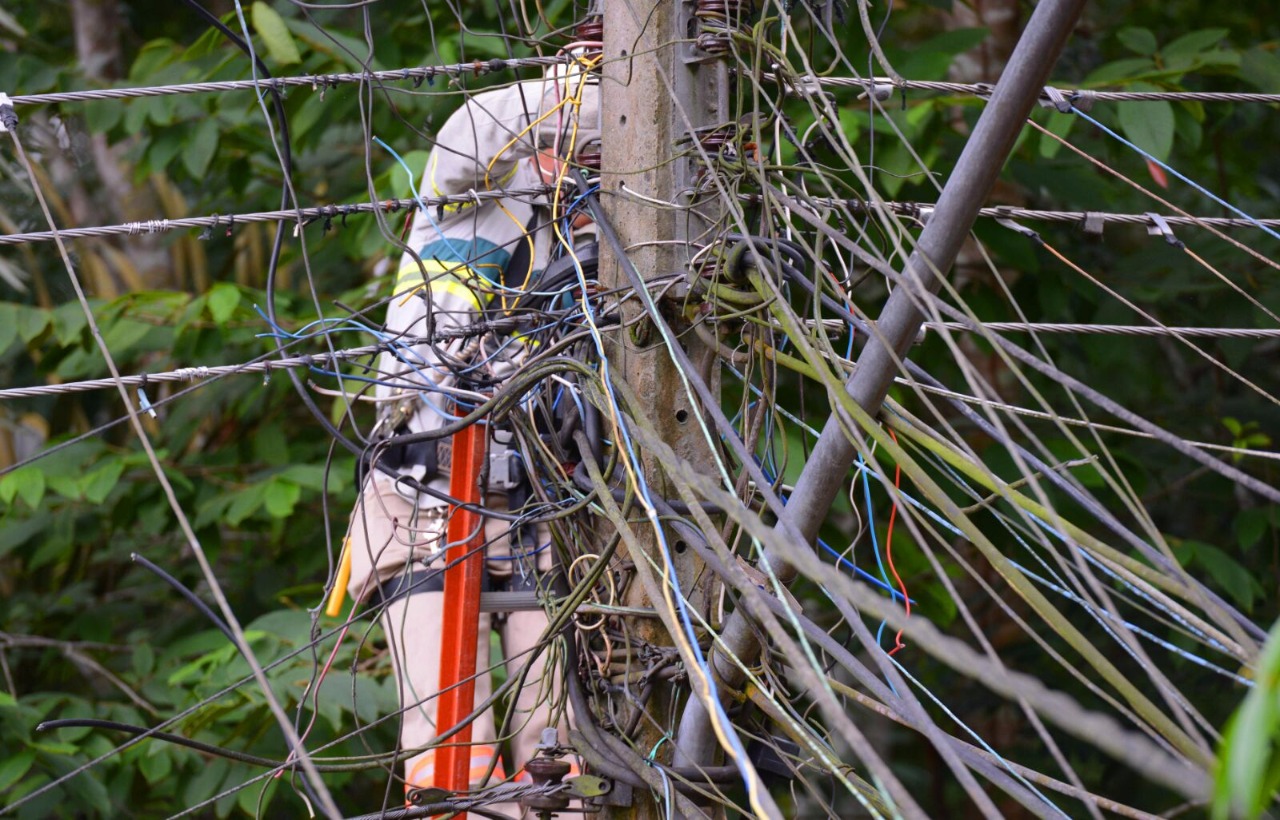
left=433, top=420, right=487, bottom=811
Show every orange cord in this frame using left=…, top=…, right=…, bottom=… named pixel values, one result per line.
left=884, top=429, right=909, bottom=655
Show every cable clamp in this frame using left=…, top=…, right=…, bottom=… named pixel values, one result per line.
left=1145, top=212, right=1185, bottom=249
left=1082, top=211, right=1106, bottom=237
left=858, top=80, right=894, bottom=102
left=1068, top=89, right=1097, bottom=113
left=1039, top=86, right=1073, bottom=113
left=915, top=205, right=934, bottom=226
left=0, top=93, right=15, bottom=133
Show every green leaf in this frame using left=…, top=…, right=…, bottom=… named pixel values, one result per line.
left=1161, top=28, right=1229, bottom=62
left=1215, top=617, right=1280, bottom=818
left=138, top=744, right=173, bottom=785
left=81, top=460, right=125, bottom=505
left=0, top=514, right=49, bottom=558
left=225, top=483, right=267, bottom=526
left=279, top=463, right=335, bottom=492
left=183, top=756, right=228, bottom=807
left=50, top=302, right=88, bottom=347
left=1117, top=27, right=1157, bottom=56
left=0, top=466, right=45, bottom=509
left=1242, top=47, right=1280, bottom=92
left=1193, top=543, right=1258, bottom=610
left=0, top=304, right=17, bottom=353
left=14, top=305, right=49, bottom=344
left=0, top=749, right=34, bottom=793
left=100, top=318, right=154, bottom=355
left=183, top=117, right=220, bottom=179
left=1038, top=110, right=1075, bottom=159
left=238, top=775, right=276, bottom=816
left=132, top=643, right=155, bottom=679
left=206, top=282, right=241, bottom=324
left=1237, top=508, right=1274, bottom=551
left=251, top=2, right=302, bottom=65
left=263, top=479, right=301, bottom=518
left=1117, top=84, right=1174, bottom=162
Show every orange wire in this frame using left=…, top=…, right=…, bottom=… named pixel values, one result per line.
left=884, top=429, right=909, bottom=655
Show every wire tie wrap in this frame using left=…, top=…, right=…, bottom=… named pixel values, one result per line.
left=1145, top=212, right=1185, bottom=249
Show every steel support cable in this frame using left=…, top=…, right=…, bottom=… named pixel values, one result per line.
left=0, top=189, right=551, bottom=246
left=674, top=0, right=1089, bottom=767
left=6, top=57, right=570, bottom=106
left=5, top=194, right=1274, bottom=247
left=0, top=342, right=397, bottom=400
left=736, top=194, right=1280, bottom=231
left=768, top=73, right=1280, bottom=106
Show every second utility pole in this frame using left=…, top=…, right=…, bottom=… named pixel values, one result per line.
left=597, top=0, right=729, bottom=817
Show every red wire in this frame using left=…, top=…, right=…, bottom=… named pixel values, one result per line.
left=884, top=429, right=910, bottom=656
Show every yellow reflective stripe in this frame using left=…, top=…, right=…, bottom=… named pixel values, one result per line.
left=405, top=746, right=505, bottom=788
left=510, top=331, right=541, bottom=349
left=394, top=261, right=492, bottom=311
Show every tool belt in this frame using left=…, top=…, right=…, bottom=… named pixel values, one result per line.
left=359, top=397, right=525, bottom=495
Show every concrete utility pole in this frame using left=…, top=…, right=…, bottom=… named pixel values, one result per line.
left=671, top=0, right=1088, bottom=771
left=597, top=0, right=727, bottom=817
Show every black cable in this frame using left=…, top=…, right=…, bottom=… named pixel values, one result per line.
left=131, top=553, right=234, bottom=645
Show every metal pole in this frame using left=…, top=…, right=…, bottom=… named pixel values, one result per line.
left=433, top=421, right=487, bottom=812
left=673, top=0, right=1088, bottom=768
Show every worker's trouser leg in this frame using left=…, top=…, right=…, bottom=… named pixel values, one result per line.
left=383, top=592, right=505, bottom=790
left=345, top=480, right=569, bottom=812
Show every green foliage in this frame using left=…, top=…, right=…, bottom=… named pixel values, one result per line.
left=1, top=0, right=1279, bottom=816
left=1216, top=618, right=1280, bottom=818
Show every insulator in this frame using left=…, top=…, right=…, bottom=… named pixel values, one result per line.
left=694, top=0, right=755, bottom=55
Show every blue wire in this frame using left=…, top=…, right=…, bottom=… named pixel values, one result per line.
left=857, top=454, right=899, bottom=651
left=372, top=135, right=449, bottom=246
left=889, top=657, right=1069, bottom=817
left=1070, top=106, right=1280, bottom=242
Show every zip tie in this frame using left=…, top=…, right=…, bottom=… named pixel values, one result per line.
left=1145, top=212, right=1186, bottom=249
left=172, top=366, right=211, bottom=381
left=994, top=206, right=1043, bottom=244
left=137, top=373, right=158, bottom=419
left=860, top=82, right=893, bottom=102
left=125, top=219, right=168, bottom=235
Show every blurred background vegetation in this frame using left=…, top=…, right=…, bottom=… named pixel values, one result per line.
left=1, top=0, right=1278, bottom=816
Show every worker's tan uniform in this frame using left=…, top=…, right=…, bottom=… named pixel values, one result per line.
left=344, top=63, right=599, bottom=811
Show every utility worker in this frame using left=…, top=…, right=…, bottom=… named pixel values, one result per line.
left=337, top=51, right=600, bottom=808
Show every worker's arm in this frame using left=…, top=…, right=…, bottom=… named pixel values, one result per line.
left=425, top=69, right=601, bottom=201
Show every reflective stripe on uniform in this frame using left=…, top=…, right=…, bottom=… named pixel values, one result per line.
left=394, top=260, right=491, bottom=311
left=406, top=744, right=507, bottom=789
